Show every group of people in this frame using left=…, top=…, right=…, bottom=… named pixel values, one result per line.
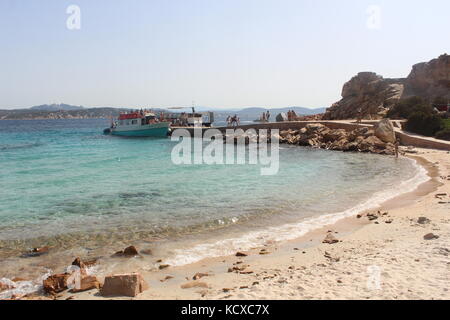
left=226, top=115, right=240, bottom=127
left=260, top=111, right=271, bottom=122
left=287, top=110, right=298, bottom=121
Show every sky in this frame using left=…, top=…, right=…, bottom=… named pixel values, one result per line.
left=0, top=0, right=449, bottom=110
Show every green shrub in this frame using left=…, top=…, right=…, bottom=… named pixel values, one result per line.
left=405, top=112, right=443, bottom=136
left=442, top=118, right=450, bottom=129
left=435, top=128, right=450, bottom=141
left=387, top=96, right=434, bottom=119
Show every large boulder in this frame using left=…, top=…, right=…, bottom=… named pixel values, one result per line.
left=374, top=119, right=396, bottom=143
left=101, top=273, right=148, bottom=297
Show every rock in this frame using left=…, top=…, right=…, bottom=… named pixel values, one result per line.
left=240, top=270, right=254, bottom=275
left=112, top=246, right=139, bottom=257
left=192, top=273, right=209, bottom=280
left=159, top=264, right=170, bottom=270
left=323, top=54, right=450, bottom=120
left=160, top=275, right=174, bottom=282
left=407, top=54, right=450, bottom=101
left=385, top=219, right=393, bottom=224
left=322, top=233, right=339, bottom=244
left=418, top=217, right=431, bottom=224
left=11, top=277, right=27, bottom=282
left=423, top=233, right=439, bottom=240
left=324, top=251, right=340, bottom=262
left=101, top=273, right=148, bottom=297
left=361, top=136, right=386, bottom=149
left=374, top=119, right=396, bottom=143
left=71, top=257, right=85, bottom=270
left=259, top=249, right=271, bottom=255
left=235, top=252, right=248, bottom=257
left=123, top=246, right=139, bottom=256
left=180, top=281, right=209, bottom=289
left=323, top=129, right=348, bottom=143
left=228, top=265, right=249, bottom=273
left=21, top=246, right=50, bottom=258
left=43, top=273, right=70, bottom=294
left=323, top=72, right=403, bottom=120
left=70, top=275, right=100, bottom=293
left=0, top=279, right=16, bottom=292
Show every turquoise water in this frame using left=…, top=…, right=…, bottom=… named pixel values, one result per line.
left=0, top=119, right=425, bottom=261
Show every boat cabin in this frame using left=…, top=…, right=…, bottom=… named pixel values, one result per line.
left=117, top=112, right=159, bottom=127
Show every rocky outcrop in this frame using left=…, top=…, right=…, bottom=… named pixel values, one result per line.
left=407, top=54, right=450, bottom=99
left=323, top=54, right=450, bottom=120
left=278, top=122, right=395, bottom=155
left=324, top=72, right=404, bottom=120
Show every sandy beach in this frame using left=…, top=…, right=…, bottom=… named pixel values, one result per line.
left=41, top=147, right=448, bottom=301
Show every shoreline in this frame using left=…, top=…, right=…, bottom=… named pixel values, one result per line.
left=2, top=146, right=447, bottom=300
left=127, top=148, right=448, bottom=300
left=71, top=148, right=450, bottom=300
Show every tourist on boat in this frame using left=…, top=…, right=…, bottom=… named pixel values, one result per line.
left=226, top=116, right=231, bottom=127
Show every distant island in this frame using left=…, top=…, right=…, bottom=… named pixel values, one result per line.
left=0, top=104, right=325, bottom=121
left=0, top=105, right=131, bottom=120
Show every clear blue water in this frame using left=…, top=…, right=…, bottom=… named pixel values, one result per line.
left=0, top=119, right=423, bottom=259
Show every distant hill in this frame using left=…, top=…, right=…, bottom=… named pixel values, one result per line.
left=30, top=104, right=85, bottom=111
left=0, top=107, right=131, bottom=120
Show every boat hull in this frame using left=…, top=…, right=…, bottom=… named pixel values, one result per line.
left=109, top=123, right=170, bottom=137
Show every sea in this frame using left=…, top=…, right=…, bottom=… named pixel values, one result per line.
left=0, top=119, right=429, bottom=296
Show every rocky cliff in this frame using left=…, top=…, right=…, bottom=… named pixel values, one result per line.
left=323, top=54, right=450, bottom=120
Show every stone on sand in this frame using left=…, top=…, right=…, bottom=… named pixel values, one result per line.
left=181, top=281, right=209, bottom=289
left=423, top=233, right=439, bottom=240
left=101, top=273, right=148, bottom=297
left=322, top=233, right=339, bottom=244
left=43, top=273, right=70, bottom=294
left=70, top=275, right=100, bottom=293
left=418, top=217, right=431, bottom=224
